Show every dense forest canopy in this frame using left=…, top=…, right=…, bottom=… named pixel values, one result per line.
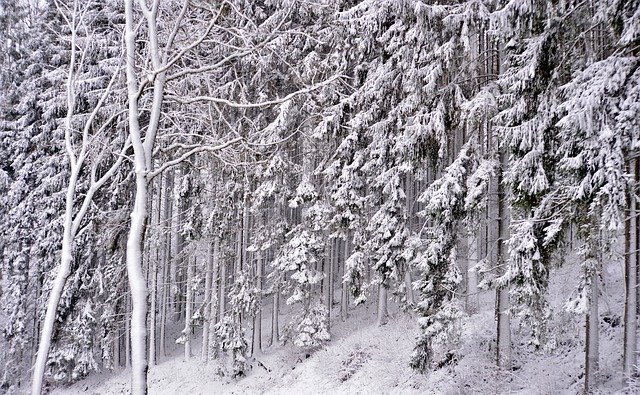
left=0, top=0, right=639, bottom=393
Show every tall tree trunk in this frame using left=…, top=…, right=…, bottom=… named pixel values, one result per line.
left=124, top=1, right=151, bottom=390
left=184, top=255, right=194, bottom=360
left=624, top=158, right=638, bottom=379
left=125, top=174, right=149, bottom=394
left=160, top=171, right=173, bottom=359
left=494, top=126, right=511, bottom=370
left=585, top=267, right=599, bottom=393
left=149, top=173, right=162, bottom=367
left=271, top=284, right=280, bottom=346
left=207, top=236, right=221, bottom=360
left=341, top=236, right=350, bottom=321
left=114, top=326, right=120, bottom=369
left=125, top=293, right=131, bottom=369
left=252, top=251, right=263, bottom=356
left=324, top=240, right=333, bottom=332
left=31, top=190, right=75, bottom=394
left=467, top=234, right=480, bottom=314
left=218, top=257, right=227, bottom=355
left=202, top=242, right=214, bottom=361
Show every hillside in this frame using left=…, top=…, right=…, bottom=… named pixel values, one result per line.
left=52, top=256, right=632, bottom=394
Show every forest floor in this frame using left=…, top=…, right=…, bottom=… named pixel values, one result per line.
left=51, top=253, right=632, bottom=394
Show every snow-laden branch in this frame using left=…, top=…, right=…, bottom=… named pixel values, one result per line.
left=166, top=74, right=343, bottom=109
left=147, top=136, right=244, bottom=180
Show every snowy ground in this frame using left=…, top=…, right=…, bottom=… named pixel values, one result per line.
left=50, top=255, right=631, bottom=395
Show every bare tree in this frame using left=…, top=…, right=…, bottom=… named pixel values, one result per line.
left=31, top=2, right=128, bottom=393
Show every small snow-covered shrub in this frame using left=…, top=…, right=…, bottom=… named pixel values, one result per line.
left=214, top=316, right=249, bottom=378
left=339, top=345, right=370, bottom=382
left=294, top=303, right=330, bottom=349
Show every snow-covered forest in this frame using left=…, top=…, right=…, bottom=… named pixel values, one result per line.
left=0, top=0, right=639, bottom=393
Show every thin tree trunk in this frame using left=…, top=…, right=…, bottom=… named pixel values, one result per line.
left=160, top=171, right=173, bottom=359
left=468, top=236, right=479, bottom=314
left=271, top=285, right=280, bottom=346
left=208, top=236, right=220, bottom=360
left=585, top=268, right=599, bottom=393
left=623, top=158, right=638, bottom=379
left=494, top=118, right=511, bottom=370
left=184, top=255, right=194, bottom=360
left=324, top=240, right=333, bottom=332
left=252, top=251, right=263, bottom=356
left=149, top=173, right=162, bottom=367
left=341, top=236, right=350, bottom=321
left=114, top=326, right=120, bottom=369
left=202, top=242, right=214, bottom=361
left=218, top=256, right=227, bottom=355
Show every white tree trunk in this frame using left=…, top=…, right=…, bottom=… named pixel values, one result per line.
left=31, top=214, right=74, bottom=395
left=124, top=1, right=150, bottom=391
left=125, top=294, right=131, bottom=369
left=623, top=158, right=638, bottom=379
left=126, top=174, right=150, bottom=394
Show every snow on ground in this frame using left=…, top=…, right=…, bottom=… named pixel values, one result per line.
left=52, top=254, right=631, bottom=394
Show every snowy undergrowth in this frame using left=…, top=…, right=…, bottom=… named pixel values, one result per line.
left=51, top=257, right=626, bottom=394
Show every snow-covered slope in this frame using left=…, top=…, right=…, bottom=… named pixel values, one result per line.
left=52, top=256, right=631, bottom=395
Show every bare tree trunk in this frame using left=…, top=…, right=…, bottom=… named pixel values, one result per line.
left=271, top=285, right=280, bottom=346
left=149, top=173, right=162, bottom=367
left=377, top=284, right=389, bottom=326
left=218, top=257, right=227, bottom=355
left=493, top=123, right=511, bottom=370
left=207, top=236, right=221, bottom=360
left=252, top=251, right=263, bottom=356
left=624, top=158, right=638, bottom=379
left=124, top=1, right=151, bottom=391
left=324, top=240, right=333, bottom=332
left=202, top=242, right=214, bottom=361
left=125, top=293, right=131, bottom=369
left=184, top=255, right=194, bottom=360
left=32, top=204, right=75, bottom=394
left=585, top=268, right=599, bottom=393
left=113, top=326, right=120, bottom=369
left=160, top=171, right=173, bottom=359
left=341, top=236, right=350, bottom=321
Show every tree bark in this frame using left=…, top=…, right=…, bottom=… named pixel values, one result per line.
left=252, top=251, right=263, bottom=356
left=271, top=284, right=280, bottom=347
left=494, top=124, right=511, bottom=370
left=623, top=158, right=638, bottom=379
left=202, top=242, right=214, bottom=361
left=124, top=1, right=151, bottom=391
left=149, top=173, right=162, bottom=367
left=207, top=236, right=221, bottom=360
left=377, top=284, right=389, bottom=326
left=184, top=255, right=194, bottom=360
left=585, top=268, right=599, bottom=393
left=160, top=170, right=173, bottom=359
